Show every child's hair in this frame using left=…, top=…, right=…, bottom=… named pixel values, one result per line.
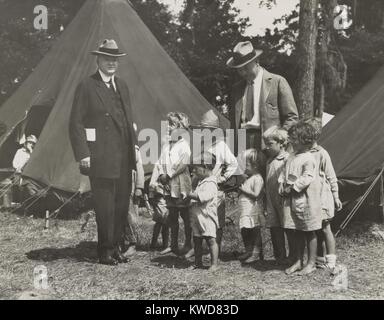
left=303, top=117, right=322, bottom=141
left=167, top=112, right=190, bottom=130
left=263, top=125, right=289, bottom=147
left=288, top=121, right=318, bottom=147
left=244, top=148, right=259, bottom=171
left=192, top=152, right=216, bottom=171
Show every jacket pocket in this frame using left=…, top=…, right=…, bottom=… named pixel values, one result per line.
left=292, top=193, right=307, bottom=213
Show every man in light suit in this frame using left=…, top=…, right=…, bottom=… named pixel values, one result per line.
left=227, top=41, right=298, bottom=156
left=69, top=39, right=138, bottom=265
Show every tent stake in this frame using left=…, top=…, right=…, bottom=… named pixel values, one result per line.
left=44, top=210, right=49, bottom=229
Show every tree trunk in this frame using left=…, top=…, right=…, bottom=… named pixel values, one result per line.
left=296, top=0, right=319, bottom=119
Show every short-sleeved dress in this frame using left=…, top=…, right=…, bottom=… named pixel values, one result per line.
left=310, top=145, right=339, bottom=221
left=280, top=151, right=322, bottom=231
left=190, top=176, right=218, bottom=238
left=265, top=151, right=289, bottom=228
left=238, top=173, right=265, bottom=229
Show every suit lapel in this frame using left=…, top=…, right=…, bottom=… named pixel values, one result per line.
left=234, top=81, right=246, bottom=128
left=92, top=72, right=113, bottom=113
left=262, top=69, right=272, bottom=104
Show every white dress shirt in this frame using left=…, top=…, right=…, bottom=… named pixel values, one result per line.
left=242, top=68, right=264, bottom=128
left=98, top=69, right=116, bottom=91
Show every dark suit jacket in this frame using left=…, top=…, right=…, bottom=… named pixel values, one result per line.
left=69, top=72, right=137, bottom=179
left=229, top=68, right=298, bottom=152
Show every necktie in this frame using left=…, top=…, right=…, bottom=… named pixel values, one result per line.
left=107, top=78, right=115, bottom=92
left=242, top=81, right=254, bottom=124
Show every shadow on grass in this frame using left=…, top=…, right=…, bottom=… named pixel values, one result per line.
left=26, top=241, right=98, bottom=263
left=244, top=259, right=287, bottom=272
left=151, top=255, right=192, bottom=269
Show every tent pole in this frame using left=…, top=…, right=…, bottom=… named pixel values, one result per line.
left=335, top=166, right=384, bottom=237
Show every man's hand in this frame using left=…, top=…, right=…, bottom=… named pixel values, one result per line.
left=335, top=198, right=343, bottom=211
left=187, top=192, right=199, bottom=201
left=134, top=188, right=143, bottom=198
left=80, top=157, right=90, bottom=168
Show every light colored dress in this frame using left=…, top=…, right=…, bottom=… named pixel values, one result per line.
left=265, top=151, right=289, bottom=228
left=310, top=145, right=339, bottom=220
left=238, top=173, right=265, bottom=229
left=158, top=138, right=192, bottom=207
left=190, top=176, right=218, bottom=238
left=280, top=151, right=322, bottom=231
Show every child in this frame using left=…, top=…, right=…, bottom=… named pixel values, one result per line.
left=188, top=153, right=219, bottom=271
left=280, top=122, right=322, bottom=275
left=305, top=118, right=342, bottom=271
left=237, top=149, right=265, bottom=264
left=263, top=126, right=294, bottom=263
left=149, top=162, right=170, bottom=252
left=158, top=112, right=192, bottom=255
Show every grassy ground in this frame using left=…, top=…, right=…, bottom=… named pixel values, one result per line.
left=0, top=203, right=384, bottom=300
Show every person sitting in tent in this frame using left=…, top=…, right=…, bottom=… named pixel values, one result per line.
left=11, top=134, right=37, bottom=204
left=12, top=135, right=37, bottom=174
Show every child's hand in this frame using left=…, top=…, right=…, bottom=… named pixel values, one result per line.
left=335, top=199, right=343, bottom=211
left=283, top=185, right=292, bottom=196
left=187, top=192, right=199, bottom=201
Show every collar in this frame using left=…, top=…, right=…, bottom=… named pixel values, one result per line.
left=275, top=151, right=289, bottom=160
left=310, top=145, right=322, bottom=153
left=248, top=67, right=264, bottom=85
left=98, top=69, right=116, bottom=85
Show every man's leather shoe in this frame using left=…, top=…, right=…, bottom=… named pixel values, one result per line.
left=113, top=251, right=129, bottom=263
left=99, top=256, right=118, bottom=266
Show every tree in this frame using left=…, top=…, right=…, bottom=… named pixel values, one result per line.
left=296, top=0, right=319, bottom=118
left=177, top=0, right=249, bottom=112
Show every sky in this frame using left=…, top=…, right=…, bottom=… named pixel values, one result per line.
left=158, top=0, right=299, bottom=36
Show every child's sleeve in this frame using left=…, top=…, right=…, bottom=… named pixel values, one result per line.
left=135, top=147, right=145, bottom=189
left=292, top=159, right=315, bottom=193
left=322, top=151, right=339, bottom=200
left=170, top=142, right=191, bottom=178
left=242, top=175, right=264, bottom=199
left=196, top=181, right=217, bottom=203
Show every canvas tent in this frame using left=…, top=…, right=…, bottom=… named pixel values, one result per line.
left=0, top=0, right=228, bottom=196
left=320, top=65, right=384, bottom=226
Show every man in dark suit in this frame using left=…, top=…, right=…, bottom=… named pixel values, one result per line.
left=227, top=41, right=298, bottom=155
left=69, top=39, right=138, bottom=265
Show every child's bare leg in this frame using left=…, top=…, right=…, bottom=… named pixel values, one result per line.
left=298, top=231, right=317, bottom=275
left=207, top=237, right=219, bottom=271
left=285, top=231, right=304, bottom=275
left=193, top=236, right=203, bottom=268
left=322, top=222, right=335, bottom=255
left=151, top=222, right=162, bottom=249
left=216, top=228, right=223, bottom=255
left=238, top=228, right=252, bottom=260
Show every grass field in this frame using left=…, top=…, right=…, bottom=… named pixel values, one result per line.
left=0, top=203, right=384, bottom=300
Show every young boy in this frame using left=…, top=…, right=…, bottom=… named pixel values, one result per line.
left=188, top=153, right=219, bottom=271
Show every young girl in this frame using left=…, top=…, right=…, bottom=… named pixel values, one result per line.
left=305, top=118, right=342, bottom=271
left=263, top=126, right=294, bottom=263
left=158, top=112, right=192, bottom=255
left=280, top=122, right=322, bottom=275
left=237, top=149, right=265, bottom=264
left=188, top=153, right=219, bottom=271
left=149, top=162, right=170, bottom=253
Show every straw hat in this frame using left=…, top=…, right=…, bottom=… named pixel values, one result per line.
left=226, top=41, right=263, bottom=68
left=91, top=39, right=127, bottom=57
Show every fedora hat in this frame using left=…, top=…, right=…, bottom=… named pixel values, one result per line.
left=91, top=39, right=127, bottom=57
left=190, top=110, right=220, bottom=129
left=226, top=41, right=263, bottom=68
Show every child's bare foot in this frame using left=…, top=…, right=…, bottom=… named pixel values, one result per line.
left=237, top=251, right=252, bottom=261
left=285, top=261, right=302, bottom=275
left=208, top=265, right=219, bottom=272
left=159, top=247, right=172, bottom=255
left=183, top=248, right=195, bottom=259
left=297, top=264, right=316, bottom=276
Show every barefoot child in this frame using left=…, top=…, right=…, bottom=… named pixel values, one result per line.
left=263, top=126, right=294, bottom=263
left=158, top=112, right=192, bottom=255
left=305, top=118, right=342, bottom=271
left=280, top=122, right=322, bottom=275
left=237, top=149, right=265, bottom=264
left=188, top=153, right=219, bottom=271
left=149, top=162, right=170, bottom=252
